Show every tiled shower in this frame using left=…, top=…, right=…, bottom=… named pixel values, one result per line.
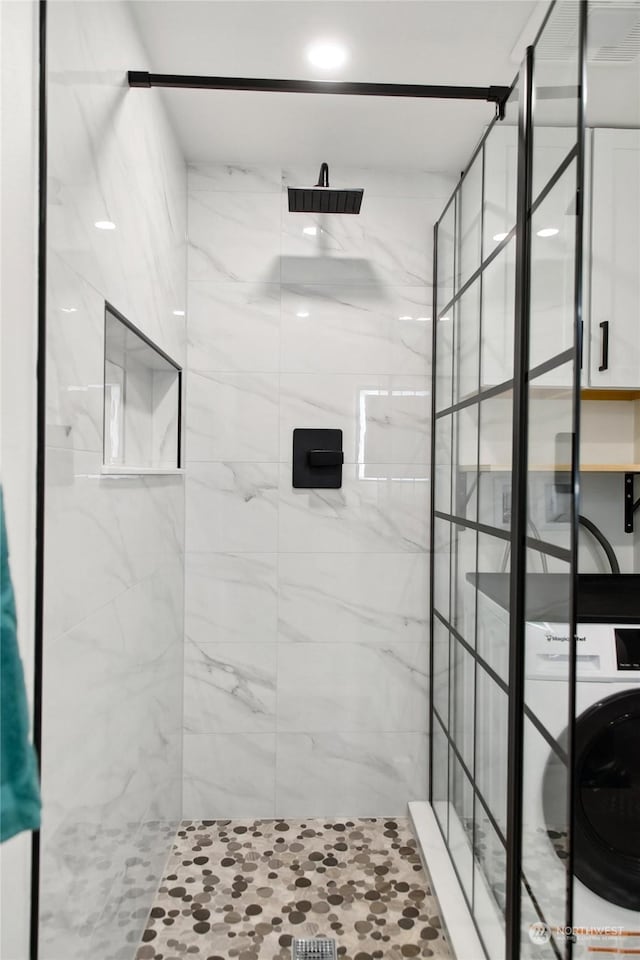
left=37, top=1, right=454, bottom=955
left=183, top=163, right=451, bottom=818
left=19, top=1, right=638, bottom=959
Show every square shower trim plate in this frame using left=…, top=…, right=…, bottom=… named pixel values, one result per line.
left=292, top=938, right=338, bottom=960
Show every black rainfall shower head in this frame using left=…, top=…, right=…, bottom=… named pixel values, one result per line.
left=287, top=162, right=364, bottom=215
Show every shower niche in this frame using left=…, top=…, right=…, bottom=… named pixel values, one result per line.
left=103, top=303, right=182, bottom=473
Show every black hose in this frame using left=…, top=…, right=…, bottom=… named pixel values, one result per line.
left=578, top=515, right=621, bottom=575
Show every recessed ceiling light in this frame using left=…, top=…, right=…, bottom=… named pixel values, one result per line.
left=399, top=315, right=413, bottom=321
left=537, top=227, right=559, bottom=238
left=296, top=310, right=310, bottom=318
left=416, top=316, right=431, bottom=323
left=60, top=307, right=78, bottom=313
left=94, top=220, right=116, bottom=230
left=173, top=309, right=186, bottom=317
left=303, top=226, right=318, bottom=237
left=493, top=232, right=508, bottom=242
left=439, top=316, right=450, bottom=323
left=307, top=41, right=348, bottom=71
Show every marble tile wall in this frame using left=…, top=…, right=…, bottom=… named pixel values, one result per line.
left=40, top=3, right=186, bottom=959
left=184, top=163, right=454, bottom=819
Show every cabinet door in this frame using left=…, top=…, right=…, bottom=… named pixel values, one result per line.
left=589, top=129, right=640, bottom=389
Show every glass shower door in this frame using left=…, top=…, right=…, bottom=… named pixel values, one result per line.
left=508, top=3, right=585, bottom=958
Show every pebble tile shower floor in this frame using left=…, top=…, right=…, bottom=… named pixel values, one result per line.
left=136, top=818, right=452, bottom=960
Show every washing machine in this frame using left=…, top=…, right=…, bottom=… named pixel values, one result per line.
left=526, top=619, right=640, bottom=932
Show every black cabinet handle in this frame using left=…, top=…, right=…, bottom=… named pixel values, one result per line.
left=598, top=320, right=609, bottom=372
left=308, top=449, right=344, bottom=467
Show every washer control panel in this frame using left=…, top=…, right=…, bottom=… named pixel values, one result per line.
left=615, top=628, right=640, bottom=670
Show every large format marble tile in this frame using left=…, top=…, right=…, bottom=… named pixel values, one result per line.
left=44, top=448, right=184, bottom=639
left=278, top=463, right=430, bottom=553
left=187, top=281, right=280, bottom=372
left=182, top=734, right=276, bottom=819
left=281, top=195, right=441, bottom=286
left=186, top=462, right=278, bottom=553
left=190, top=163, right=282, bottom=193
left=280, top=284, right=431, bottom=375
left=185, top=553, right=278, bottom=645
left=41, top=562, right=184, bottom=833
left=388, top=375, right=431, bottom=463
left=279, top=372, right=388, bottom=464
left=275, top=732, right=428, bottom=817
left=186, top=371, right=280, bottom=461
left=46, top=252, right=104, bottom=453
left=276, top=642, right=429, bottom=733
left=278, top=553, right=429, bottom=644
left=47, top=3, right=187, bottom=367
left=280, top=374, right=430, bottom=466
left=188, top=191, right=281, bottom=283
left=184, top=640, right=277, bottom=734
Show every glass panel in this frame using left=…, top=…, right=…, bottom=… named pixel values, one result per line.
left=433, top=617, right=450, bottom=726
left=475, top=666, right=508, bottom=836
left=450, top=637, right=476, bottom=771
left=432, top=714, right=450, bottom=839
left=434, top=414, right=453, bottom=516
left=483, top=86, right=519, bottom=251
left=433, top=518, right=452, bottom=621
left=454, top=279, right=481, bottom=403
left=452, top=403, right=479, bottom=522
left=522, top=544, right=571, bottom=945
left=528, top=161, right=578, bottom=373
left=520, top=887, right=564, bottom=960
left=478, top=393, right=513, bottom=527
left=458, top=150, right=483, bottom=287
left=531, top=1, right=580, bottom=202
left=527, top=368, right=573, bottom=554
left=437, top=199, right=456, bottom=310
left=474, top=798, right=507, bottom=923
left=436, top=311, right=454, bottom=412
left=451, top=525, right=477, bottom=647
left=481, top=238, right=516, bottom=388
left=521, top=721, right=568, bottom=953
left=476, top=533, right=511, bottom=684
left=449, top=757, right=475, bottom=900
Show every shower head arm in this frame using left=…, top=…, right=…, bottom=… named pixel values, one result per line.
left=315, top=163, right=329, bottom=188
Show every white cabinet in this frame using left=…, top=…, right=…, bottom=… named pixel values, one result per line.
left=588, top=129, right=640, bottom=390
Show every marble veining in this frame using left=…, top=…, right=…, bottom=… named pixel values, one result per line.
left=40, top=3, right=187, bottom=958
left=184, top=640, right=277, bottom=734
left=184, top=163, right=452, bottom=817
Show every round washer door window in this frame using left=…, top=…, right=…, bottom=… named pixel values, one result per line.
left=574, top=689, right=640, bottom=909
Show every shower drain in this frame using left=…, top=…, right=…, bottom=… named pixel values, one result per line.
left=291, top=938, right=338, bottom=960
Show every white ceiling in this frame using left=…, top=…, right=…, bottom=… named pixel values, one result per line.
left=130, top=0, right=547, bottom=175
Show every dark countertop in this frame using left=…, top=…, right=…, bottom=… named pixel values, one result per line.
left=468, top=573, right=640, bottom=623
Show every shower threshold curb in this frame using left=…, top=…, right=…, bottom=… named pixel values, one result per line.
left=409, top=801, right=486, bottom=960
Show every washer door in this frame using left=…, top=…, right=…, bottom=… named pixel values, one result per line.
left=543, top=689, right=640, bottom=910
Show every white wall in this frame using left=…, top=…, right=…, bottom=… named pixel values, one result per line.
left=183, top=162, right=453, bottom=818
left=38, top=3, right=187, bottom=958
left=0, top=2, right=40, bottom=957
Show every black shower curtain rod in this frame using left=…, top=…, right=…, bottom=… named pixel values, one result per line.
left=128, top=71, right=511, bottom=116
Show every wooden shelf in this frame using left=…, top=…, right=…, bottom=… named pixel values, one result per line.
left=459, top=464, right=640, bottom=473
left=582, top=389, right=640, bottom=401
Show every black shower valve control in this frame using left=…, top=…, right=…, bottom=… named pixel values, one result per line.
left=292, top=428, right=343, bottom=489
left=308, top=449, right=344, bottom=467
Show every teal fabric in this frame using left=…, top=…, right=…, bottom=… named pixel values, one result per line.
left=0, top=487, right=40, bottom=842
